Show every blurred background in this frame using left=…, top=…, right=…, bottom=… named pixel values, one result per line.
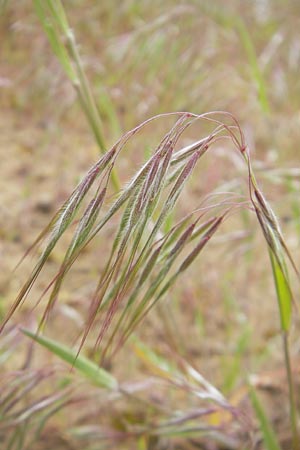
left=0, top=1, right=300, bottom=449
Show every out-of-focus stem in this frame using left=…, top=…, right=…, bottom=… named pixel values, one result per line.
left=66, top=30, right=120, bottom=191
left=283, top=332, right=300, bottom=450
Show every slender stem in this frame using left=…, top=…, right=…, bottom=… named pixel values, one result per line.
left=66, top=31, right=120, bottom=191
left=283, top=332, right=299, bottom=450
left=67, top=32, right=106, bottom=151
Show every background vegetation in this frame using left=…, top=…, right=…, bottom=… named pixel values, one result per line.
left=0, top=1, right=299, bottom=449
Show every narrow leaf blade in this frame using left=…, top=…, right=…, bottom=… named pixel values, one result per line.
left=22, top=329, right=118, bottom=390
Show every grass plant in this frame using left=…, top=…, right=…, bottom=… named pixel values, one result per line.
left=1, top=1, right=299, bottom=449
left=1, top=108, right=298, bottom=448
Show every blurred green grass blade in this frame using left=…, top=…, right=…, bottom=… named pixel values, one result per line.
left=98, top=88, right=122, bottom=139
left=133, top=338, right=177, bottom=378
left=44, top=0, right=69, bottom=33
left=249, top=385, right=281, bottom=450
left=33, top=0, right=77, bottom=83
left=34, top=0, right=120, bottom=191
left=22, top=329, right=118, bottom=390
left=269, top=249, right=292, bottom=332
left=235, top=17, right=270, bottom=114
left=197, top=2, right=269, bottom=113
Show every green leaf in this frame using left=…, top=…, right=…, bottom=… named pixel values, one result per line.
left=249, top=385, right=281, bottom=450
left=33, top=0, right=77, bottom=82
left=269, top=250, right=292, bottom=332
left=22, top=329, right=118, bottom=390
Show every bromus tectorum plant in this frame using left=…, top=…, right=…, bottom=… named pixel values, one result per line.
left=1, top=110, right=299, bottom=449
left=1, top=1, right=299, bottom=450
